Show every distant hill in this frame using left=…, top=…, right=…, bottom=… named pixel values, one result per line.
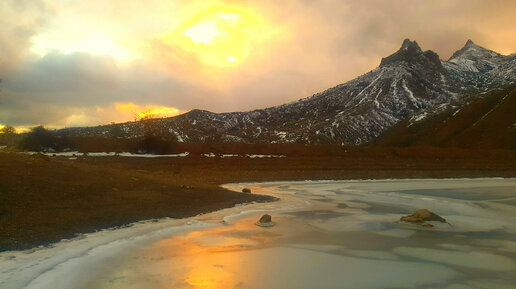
left=61, top=39, right=516, bottom=146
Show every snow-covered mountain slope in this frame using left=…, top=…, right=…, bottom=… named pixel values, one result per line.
left=62, top=39, right=516, bottom=145
left=375, top=83, right=516, bottom=149
left=444, top=40, right=516, bottom=90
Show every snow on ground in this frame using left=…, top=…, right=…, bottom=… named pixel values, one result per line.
left=246, top=154, right=286, bottom=158
left=23, top=151, right=190, bottom=158
left=21, top=151, right=287, bottom=159
left=203, top=153, right=286, bottom=158
left=220, top=154, right=240, bottom=158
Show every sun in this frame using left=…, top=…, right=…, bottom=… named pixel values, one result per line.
left=164, top=5, right=273, bottom=67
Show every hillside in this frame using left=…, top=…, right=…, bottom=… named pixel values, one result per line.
left=375, top=84, right=516, bottom=149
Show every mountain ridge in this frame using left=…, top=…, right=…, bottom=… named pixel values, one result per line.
left=61, top=39, right=516, bottom=146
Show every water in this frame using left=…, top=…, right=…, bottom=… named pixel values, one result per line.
left=1, top=178, right=516, bottom=289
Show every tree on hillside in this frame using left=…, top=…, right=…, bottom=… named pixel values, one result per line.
left=0, top=125, right=18, bottom=147
left=134, top=114, right=177, bottom=155
left=18, top=126, right=74, bottom=152
left=0, top=125, right=16, bottom=135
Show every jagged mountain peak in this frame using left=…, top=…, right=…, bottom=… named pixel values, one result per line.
left=400, top=38, right=422, bottom=51
left=449, top=40, right=501, bottom=61
left=446, top=40, right=510, bottom=76
left=380, top=38, right=441, bottom=70
left=465, top=39, right=475, bottom=47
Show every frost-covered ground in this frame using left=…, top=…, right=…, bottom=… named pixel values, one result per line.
left=23, top=151, right=286, bottom=159
left=23, top=151, right=191, bottom=158
left=1, top=178, right=515, bottom=289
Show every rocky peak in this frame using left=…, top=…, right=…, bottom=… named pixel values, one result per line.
left=380, top=38, right=442, bottom=70
left=401, top=38, right=422, bottom=52
left=449, top=39, right=501, bottom=61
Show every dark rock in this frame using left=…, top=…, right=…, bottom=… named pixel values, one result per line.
left=259, top=214, right=272, bottom=223
left=380, top=39, right=442, bottom=70
left=400, top=209, right=447, bottom=223
left=256, top=214, right=274, bottom=227
left=242, top=187, right=251, bottom=193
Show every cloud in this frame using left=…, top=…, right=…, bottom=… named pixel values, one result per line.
left=0, top=0, right=515, bottom=128
left=63, top=102, right=183, bottom=127
left=0, top=1, right=50, bottom=73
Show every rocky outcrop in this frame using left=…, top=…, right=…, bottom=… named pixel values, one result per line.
left=256, top=214, right=274, bottom=227
left=380, top=39, right=442, bottom=71
left=400, top=209, right=447, bottom=225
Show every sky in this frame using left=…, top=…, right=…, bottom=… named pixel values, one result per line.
left=0, top=0, right=515, bottom=131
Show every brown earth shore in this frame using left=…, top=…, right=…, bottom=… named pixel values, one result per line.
left=1, top=147, right=516, bottom=251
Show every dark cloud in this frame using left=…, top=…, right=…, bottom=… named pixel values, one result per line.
left=0, top=52, right=203, bottom=126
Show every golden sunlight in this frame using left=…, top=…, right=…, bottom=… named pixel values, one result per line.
left=0, top=124, right=30, bottom=134
left=164, top=5, right=274, bottom=67
left=115, top=102, right=181, bottom=120
left=182, top=21, right=223, bottom=45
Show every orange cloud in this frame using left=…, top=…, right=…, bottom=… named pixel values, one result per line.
left=115, top=102, right=182, bottom=120
left=60, top=102, right=183, bottom=128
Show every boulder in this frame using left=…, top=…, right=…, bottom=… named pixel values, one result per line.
left=242, top=187, right=251, bottom=193
left=256, top=214, right=274, bottom=227
left=259, top=214, right=271, bottom=223
left=400, top=209, right=447, bottom=223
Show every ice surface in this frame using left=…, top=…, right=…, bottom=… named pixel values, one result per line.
left=100, top=247, right=457, bottom=289
left=1, top=178, right=516, bottom=288
left=393, top=247, right=516, bottom=271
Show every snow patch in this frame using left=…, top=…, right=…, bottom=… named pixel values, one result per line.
left=246, top=154, right=286, bottom=158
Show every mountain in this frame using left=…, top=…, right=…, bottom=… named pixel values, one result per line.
left=444, top=40, right=516, bottom=90
left=62, top=39, right=516, bottom=145
left=375, top=83, right=516, bottom=149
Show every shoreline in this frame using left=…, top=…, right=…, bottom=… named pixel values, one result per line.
left=1, top=150, right=516, bottom=251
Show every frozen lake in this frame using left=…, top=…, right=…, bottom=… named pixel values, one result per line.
left=1, top=178, right=516, bottom=288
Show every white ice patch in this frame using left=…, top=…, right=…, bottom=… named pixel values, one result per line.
left=246, top=154, right=286, bottom=158
left=23, top=151, right=190, bottom=158
left=117, top=152, right=189, bottom=158
left=220, top=154, right=240, bottom=158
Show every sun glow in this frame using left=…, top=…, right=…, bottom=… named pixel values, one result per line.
left=115, top=102, right=181, bottom=120
left=164, top=5, right=274, bottom=67
left=182, top=21, right=224, bottom=45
